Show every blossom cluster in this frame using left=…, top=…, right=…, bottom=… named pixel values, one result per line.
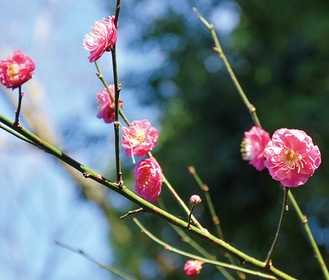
left=84, top=15, right=162, bottom=203
left=122, top=120, right=162, bottom=202
left=241, top=126, right=321, bottom=187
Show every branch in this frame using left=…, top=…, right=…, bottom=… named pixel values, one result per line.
left=0, top=113, right=295, bottom=279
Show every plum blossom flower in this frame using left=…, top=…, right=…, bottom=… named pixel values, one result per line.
left=0, top=50, right=35, bottom=89
left=184, top=260, right=204, bottom=278
left=134, top=157, right=162, bottom=202
left=96, top=84, right=123, bottom=123
left=122, top=119, right=159, bottom=157
left=264, top=128, right=321, bottom=187
left=241, top=126, right=271, bottom=171
left=83, top=16, right=117, bottom=62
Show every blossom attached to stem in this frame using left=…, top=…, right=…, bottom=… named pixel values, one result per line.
left=83, top=16, right=117, bottom=62
left=264, top=128, right=321, bottom=187
left=190, top=195, right=202, bottom=206
left=0, top=50, right=35, bottom=89
left=241, top=126, right=271, bottom=171
left=134, top=157, right=162, bottom=202
left=122, top=119, right=159, bottom=157
left=96, top=84, right=123, bottom=124
left=184, top=260, right=204, bottom=278
left=187, top=195, right=202, bottom=230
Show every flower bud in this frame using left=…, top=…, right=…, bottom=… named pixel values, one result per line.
left=184, top=260, right=203, bottom=278
left=190, top=195, right=202, bottom=206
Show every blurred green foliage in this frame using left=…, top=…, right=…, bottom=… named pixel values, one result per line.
left=104, top=1, right=329, bottom=279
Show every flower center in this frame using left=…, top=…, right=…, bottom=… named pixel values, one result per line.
left=283, top=149, right=304, bottom=173
left=240, top=138, right=253, bottom=160
left=135, top=131, right=146, bottom=144
left=7, top=62, right=19, bottom=81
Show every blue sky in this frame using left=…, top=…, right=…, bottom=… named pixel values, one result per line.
left=0, top=1, right=129, bottom=279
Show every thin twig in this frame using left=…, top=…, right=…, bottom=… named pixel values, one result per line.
left=188, top=166, right=245, bottom=280
left=94, top=62, right=130, bottom=126
left=157, top=198, right=234, bottom=280
left=193, top=7, right=261, bottom=128
left=111, top=0, right=123, bottom=184
left=14, top=86, right=24, bottom=126
left=55, top=240, right=135, bottom=280
left=162, top=174, right=204, bottom=231
left=193, top=7, right=328, bottom=278
left=288, top=190, right=329, bottom=279
left=120, top=208, right=144, bottom=219
left=133, top=217, right=277, bottom=279
left=265, top=187, right=289, bottom=267
left=0, top=114, right=296, bottom=279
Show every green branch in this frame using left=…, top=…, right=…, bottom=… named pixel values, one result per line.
left=265, top=188, right=289, bottom=266
left=288, top=191, right=329, bottom=279
left=193, top=7, right=261, bottom=128
left=134, top=217, right=277, bottom=279
left=0, top=113, right=295, bottom=279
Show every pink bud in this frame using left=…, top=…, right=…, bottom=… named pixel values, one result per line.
left=190, top=195, right=202, bottom=206
left=134, top=157, right=162, bottom=202
left=184, top=260, right=203, bottom=278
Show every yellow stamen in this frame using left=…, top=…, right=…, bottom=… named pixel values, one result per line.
left=6, top=62, right=19, bottom=81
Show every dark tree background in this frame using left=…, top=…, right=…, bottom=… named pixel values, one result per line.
left=101, top=1, right=329, bottom=279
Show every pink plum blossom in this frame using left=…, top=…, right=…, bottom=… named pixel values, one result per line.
left=122, top=119, right=159, bottom=157
left=96, top=84, right=123, bottom=123
left=83, top=16, right=117, bottom=62
left=184, top=260, right=204, bottom=278
left=264, top=128, right=321, bottom=187
left=0, top=50, right=35, bottom=89
left=241, top=126, right=271, bottom=171
left=134, top=157, right=162, bottom=202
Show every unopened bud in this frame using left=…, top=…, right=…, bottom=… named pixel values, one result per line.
left=190, top=195, right=202, bottom=206
left=184, top=259, right=204, bottom=277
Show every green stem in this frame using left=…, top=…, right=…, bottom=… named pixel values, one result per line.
left=0, top=113, right=295, bottom=279
left=188, top=166, right=224, bottom=239
left=265, top=187, right=289, bottom=266
left=14, top=86, right=23, bottom=126
left=111, top=46, right=123, bottom=184
left=134, top=217, right=277, bottom=279
left=162, top=174, right=204, bottom=231
left=0, top=123, right=36, bottom=146
left=111, top=0, right=122, bottom=184
left=188, top=166, right=245, bottom=279
left=157, top=198, right=234, bottom=279
left=288, top=190, right=329, bottom=279
left=193, top=7, right=261, bottom=128
left=94, top=62, right=130, bottom=126
left=114, top=0, right=121, bottom=28
left=193, top=6, right=327, bottom=279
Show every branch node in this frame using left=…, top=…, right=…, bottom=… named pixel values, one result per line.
left=83, top=172, right=90, bottom=178
left=265, top=259, right=273, bottom=268
left=302, top=215, right=308, bottom=224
